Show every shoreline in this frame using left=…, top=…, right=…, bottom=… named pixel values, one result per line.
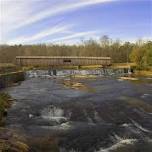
left=134, top=70, right=152, bottom=77
left=0, top=64, right=28, bottom=151
left=0, top=93, right=29, bottom=152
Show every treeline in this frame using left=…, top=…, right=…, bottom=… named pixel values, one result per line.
left=0, top=36, right=152, bottom=69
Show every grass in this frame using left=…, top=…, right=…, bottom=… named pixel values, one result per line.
left=0, top=70, right=24, bottom=76
left=80, top=65, right=103, bottom=69
left=112, top=63, right=136, bottom=69
left=21, top=65, right=103, bottom=70
left=0, top=93, right=11, bottom=126
left=0, top=128, right=29, bottom=152
left=0, top=63, right=19, bottom=74
left=0, top=63, right=16, bottom=68
left=134, top=69, right=152, bottom=77
left=0, top=93, right=29, bottom=152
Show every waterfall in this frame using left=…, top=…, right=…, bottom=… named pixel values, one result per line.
left=25, top=68, right=129, bottom=79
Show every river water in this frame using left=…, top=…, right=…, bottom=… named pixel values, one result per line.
left=5, top=69, right=152, bottom=152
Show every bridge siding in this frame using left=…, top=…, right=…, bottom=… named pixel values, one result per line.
left=16, top=56, right=111, bottom=67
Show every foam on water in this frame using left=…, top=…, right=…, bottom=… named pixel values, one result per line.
left=97, top=138, right=137, bottom=152
left=41, top=105, right=68, bottom=123
left=26, top=69, right=127, bottom=78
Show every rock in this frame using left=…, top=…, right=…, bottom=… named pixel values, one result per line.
left=0, top=128, right=29, bottom=152
left=29, top=114, right=33, bottom=118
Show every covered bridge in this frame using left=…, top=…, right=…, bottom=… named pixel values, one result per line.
left=16, top=56, right=111, bottom=67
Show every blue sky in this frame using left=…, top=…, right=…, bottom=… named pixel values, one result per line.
left=0, top=0, right=151, bottom=45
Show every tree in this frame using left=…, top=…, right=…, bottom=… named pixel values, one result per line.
left=130, top=46, right=147, bottom=69
left=100, top=35, right=111, bottom=47
left=145, top=41, right=152, bottom=66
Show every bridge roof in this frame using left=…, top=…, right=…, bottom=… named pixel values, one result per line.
left=16, top=56, right=111, bottom=60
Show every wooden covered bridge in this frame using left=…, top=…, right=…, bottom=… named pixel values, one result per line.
left=16, top=56, right=111, bottom=67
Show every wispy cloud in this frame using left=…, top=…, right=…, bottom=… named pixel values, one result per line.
left=0, top=0, right=33, bottom=43
left=12, top=0, right=115, bottom=30
left=49, top=30, right=99, bottom=44
left=0, top=0, right=115, bottom=44
left=1, top=0, right=149, bottom=45
left=0, top=0, right=32, bottom=29
left=7, top=24, right=72, bottom=44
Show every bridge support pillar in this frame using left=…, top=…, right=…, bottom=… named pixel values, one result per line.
left=78, top=65, right=81, bottom=70
left=53, top=69, right=57, bottom=76
left=48, top=66, right=57, bottom=76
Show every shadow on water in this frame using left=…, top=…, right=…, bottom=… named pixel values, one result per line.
left=5, top=69, right=152, bottom=152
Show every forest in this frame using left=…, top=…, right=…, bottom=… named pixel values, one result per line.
left=0, top=36, right=152, bottom=69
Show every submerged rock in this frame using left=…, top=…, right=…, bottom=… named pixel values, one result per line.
left=41, top=105, right=68, bottom=125
left=0, top=128, right=29, bottom=152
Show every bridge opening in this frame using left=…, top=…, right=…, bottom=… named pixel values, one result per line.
left=63, top=59, right=71, bottom=63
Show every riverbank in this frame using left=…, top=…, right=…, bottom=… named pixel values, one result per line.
left=112, top=63, right=152, bottom=77
left=0, top=93, right=11, bottom=126
left=0, top=64, right=25, bottom=89
left=134, top=69, right=152, bottom=77
left=0, top=64, right=29, bottom=151
left=0, top=92, right=29, bottom=152
left=0, top=63, right=18, bottom=74
left=0, top=71, right=25, bottom=89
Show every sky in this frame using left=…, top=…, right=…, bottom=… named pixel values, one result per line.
left=0, top=0, right=152, bottom=45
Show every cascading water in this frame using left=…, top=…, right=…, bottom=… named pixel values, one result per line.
left=26, top=68, right=128, bottom=78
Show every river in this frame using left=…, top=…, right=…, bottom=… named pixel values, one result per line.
left=5, top=69, right=152, bottom=152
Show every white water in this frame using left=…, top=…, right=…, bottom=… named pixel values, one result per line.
left=26, top=69, right=127, bottom=78
left=97, top=138, right=137, bottom=152
left=41, top=105, right=68, bottom=123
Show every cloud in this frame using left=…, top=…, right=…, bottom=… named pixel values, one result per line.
left=0, top=0, right=32, bottom=28
left=7, top=24, right=72, bottom=44
left=0, top=0, right=34, bottom=43
left=0, top=0, right=115, bottom=44
left=48, top=30, right=99, bottom=44
left=12, top=0, right=115, bottom=30
left=0, top=0, right=150, bottom=45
